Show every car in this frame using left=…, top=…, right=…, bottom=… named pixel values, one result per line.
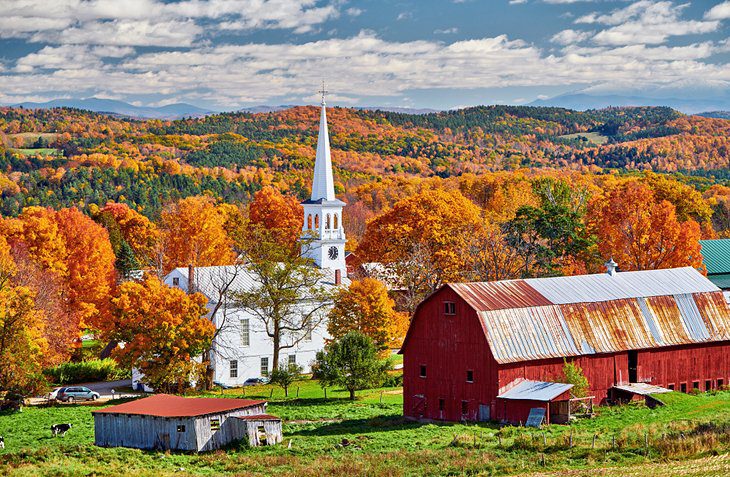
left=48, top=387, right=62, bottom=400
left=243, top=377, right=269, bottom=386
left=56, top=386, right=100, bottom=402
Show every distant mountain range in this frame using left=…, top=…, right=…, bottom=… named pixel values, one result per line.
left=528, top=93, right=730, bottom=115
left=697, top=111, right=730, bottom=119
left=10, top=98, right=214, bottom=120
left=239, top=105, right=439, bottom=115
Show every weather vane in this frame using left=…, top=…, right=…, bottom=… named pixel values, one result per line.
left=318, top=80, right=328, bottom=106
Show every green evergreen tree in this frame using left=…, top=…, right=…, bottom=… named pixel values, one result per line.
left=115, top=240, right=140, bottom=279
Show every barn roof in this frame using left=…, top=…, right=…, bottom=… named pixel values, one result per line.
left=407, top=267, right=730, bottom=364
left=92, top=394, right=266, bottom=418
left=497, top=380, right=573, bottom=401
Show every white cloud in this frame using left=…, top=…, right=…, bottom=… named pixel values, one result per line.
left=705, top=1, right=730, bottom=21
left=577, top=1, right=720, bottom=46
left=551, top=29, right=593, bottom=45
left=346, top=7, right=363, bottom=16
left=397, top=12, right=412, bottom=21
left=434, top=27, right=459, bottom=34
left=0, top=0, right=342, bottom=45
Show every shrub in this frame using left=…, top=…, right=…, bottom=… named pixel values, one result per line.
left=43, top=359, right=126, bottom=384
left=561, top=359, right=590, bottom=398
left=382, top=373, right=403, bottom=388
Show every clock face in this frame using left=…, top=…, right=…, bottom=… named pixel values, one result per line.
left=328, top=246, right=339, bottom=260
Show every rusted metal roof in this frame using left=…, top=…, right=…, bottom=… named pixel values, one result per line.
left=446, top=267, right=730, bottom=364
left=451, top=281, right=552, bottom=311
left=497, top=380, right=573, bottom=401
left=92, top=394, right=266, bottom=418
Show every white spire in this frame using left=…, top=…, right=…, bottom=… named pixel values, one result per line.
left=311, top=83, right=336, bottom=201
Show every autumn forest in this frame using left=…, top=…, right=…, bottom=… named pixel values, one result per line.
left=1, top=104, right=729, bottom=394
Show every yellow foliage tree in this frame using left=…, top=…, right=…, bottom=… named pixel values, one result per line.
left=328, top=278, right=409, bottom=351
left=160, top=196, right=235, bottom=273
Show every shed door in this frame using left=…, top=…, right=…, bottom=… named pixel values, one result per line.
left=479, top=404, right=490, bottom=422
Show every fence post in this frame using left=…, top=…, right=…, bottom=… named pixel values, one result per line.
left=569, top=429, right=573, bottom=448
left=324, top=387, right=327, bottom=399
left=270, top=388, right=273, bottom=398
left=644, top=432, right=649, bottom=456
left=592, top=434, right=597, bottom=449
left=380, top=391, right=383, bottom=403
left=296, top=387, right=300, bottom=398
left=543, top=432, right=547, bottom=447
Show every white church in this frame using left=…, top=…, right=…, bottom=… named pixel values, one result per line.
left=160, top=94, right=350, bottom=388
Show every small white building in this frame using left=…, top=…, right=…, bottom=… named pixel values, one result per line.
left=162, top=92, right=349, bottom=388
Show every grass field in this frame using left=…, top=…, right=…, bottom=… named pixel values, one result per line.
left=557, top=132, right=610, bottom=145
left=2, top=382, right=730, bottom=476
left=8, top=148, right=60, bottom=157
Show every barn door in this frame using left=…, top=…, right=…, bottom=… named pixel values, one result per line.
left=412, top=394, right=426, bottom=418
left=628, top=350, right=638, bottom=383
left=478, top=404, right=490, bottom=422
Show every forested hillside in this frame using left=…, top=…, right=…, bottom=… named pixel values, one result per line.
left=0, top=105, right=728, bottom=218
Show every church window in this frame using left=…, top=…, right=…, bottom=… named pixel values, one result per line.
left=261, top=357, right=269, bottom=377
left=230, top=360, right=238, bottom=378
left=314, top=214, right=319, bottom=229
left=334, top=214, right=339, bottom=229
left=307, top=214, right=312, bottom=229
left=326, top=214, right=331, bottom=229
left=240, top=319, right=250, bottom=346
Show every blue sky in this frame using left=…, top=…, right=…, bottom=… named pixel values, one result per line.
left=0, top=0, right=729, bottom=110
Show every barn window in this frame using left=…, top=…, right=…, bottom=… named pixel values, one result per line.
left=705, top=380, right=712, bottom=391
left=718, top=378, right=725, bottom=389
left=438, top=399, right=444, bottom=412
left=261, top=357, right=269, bottom=377
left=443, top=302, right=456, bottom=315
left=419, top=365, right=427, bottom=378
left=177, top=425, right=186, bottom=433
left=680, top=382, right=687, bottom=393
left=240, top=319, right=250, bottom=346
left=172, top=277, right=180, bottom=286
left=230, top=360, right=238, bottom=378
left=210, top=418, right=220, bottom=431
left=693, top=381, right=700, bottom=390
left=466, top=370, right=474, bottom=383
left=667, top=383, right=675, bottom=391
left=461, top=401, right=468, bottom=416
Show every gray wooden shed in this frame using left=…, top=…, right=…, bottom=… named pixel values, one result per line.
left=92, top=394, right=282, bottom=452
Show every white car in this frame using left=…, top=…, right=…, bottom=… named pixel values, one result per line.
left=48, top=387, right=62, bottom=400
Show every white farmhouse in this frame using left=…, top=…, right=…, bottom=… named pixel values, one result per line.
left=163, top=92, right=349, bottom=387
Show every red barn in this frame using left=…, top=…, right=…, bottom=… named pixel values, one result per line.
left=401, top=266, right=730, bottom=424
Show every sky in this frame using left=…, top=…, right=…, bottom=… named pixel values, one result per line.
left=0, top=0, right=729, bottom=110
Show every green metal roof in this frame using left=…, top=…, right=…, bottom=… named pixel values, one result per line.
left=700, top=239, right=730, bottom=275
left=707, top=274, right=730, bottom=290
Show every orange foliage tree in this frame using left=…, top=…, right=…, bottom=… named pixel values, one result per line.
left=357, top=188, right=483, bottom=311
left=248, top=186, right=303, bottom=251
left=160, top=196, right=235, bottom=273
left=55, top=207, right=117, bottom=330
left=108, top=276, right=214, bottom=392
left=328, top=278, right=409, bottom=351
left=93, top=202, right=160, bottom=265
left=589, top=181, right=704, bottom=271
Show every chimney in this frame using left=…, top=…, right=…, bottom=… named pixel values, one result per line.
left=605, top=258, right=618, bottom=276
left=334, top=269, right=342, bottom=285
left=187, top=264, right=195, bottom=293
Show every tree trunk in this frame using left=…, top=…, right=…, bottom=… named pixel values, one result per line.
left=272, top=322, right=281, bottom=370
left=284, top=386, right=289, bottom=397
left=349, top=388, right=355, bottom=400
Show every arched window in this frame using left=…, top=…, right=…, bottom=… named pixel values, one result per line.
left=307, top=214, right=312, bottom=229
left=333, top=213, right=339, bottom=229
left=326, top=214, right=331, bottom=230
left=314, top=214, right=320, bottom=229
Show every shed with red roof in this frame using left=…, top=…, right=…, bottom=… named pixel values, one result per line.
left=92, top=394, right=282, bottom=451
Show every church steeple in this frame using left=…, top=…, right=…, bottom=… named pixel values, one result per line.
left=311, top=91, right=336, bottom=201
left=300, top=83, right=347, bottom=275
